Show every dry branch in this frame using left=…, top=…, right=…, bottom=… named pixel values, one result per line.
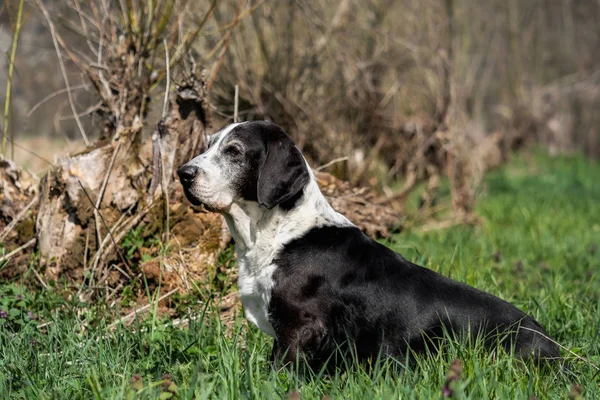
left=108, top=288, right=179, bottom=329
left=0, top=238, right=36, bottom=264
left=36, top=0, right=90, bottom=146
left=0, top=195, right=38, bottom=242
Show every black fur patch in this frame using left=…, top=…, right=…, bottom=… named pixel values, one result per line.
left=224, top=122, right=309, bottom=208
left=268, top=225, right=560, bottom=370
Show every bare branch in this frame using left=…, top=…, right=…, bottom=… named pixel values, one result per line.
left=36, top=0, right=91, bottom=146
left=26, top=84, right=90, bottom=118
left=0, top=238, right=36, bottom=264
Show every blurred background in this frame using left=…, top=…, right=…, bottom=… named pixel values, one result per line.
left=1, top=0, right=599, bottom=216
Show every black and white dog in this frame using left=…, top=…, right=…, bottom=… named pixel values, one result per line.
left=177, top=121, right=560, bottom=369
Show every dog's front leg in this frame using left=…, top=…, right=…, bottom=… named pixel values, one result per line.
left=271, top=320, right=328, bottom=372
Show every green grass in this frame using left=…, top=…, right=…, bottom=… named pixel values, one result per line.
left=1, top=152, right=599, bottom=399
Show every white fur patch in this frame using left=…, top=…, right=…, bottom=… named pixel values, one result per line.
left=184, top=123, right=245, bottom=210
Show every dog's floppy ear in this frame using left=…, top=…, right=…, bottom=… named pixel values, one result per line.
left=257, top=136, right=309, bottom=210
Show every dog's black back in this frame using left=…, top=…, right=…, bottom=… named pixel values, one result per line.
left=269, top=225, right=560, bottom=368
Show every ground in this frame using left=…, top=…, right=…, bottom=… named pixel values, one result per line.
left=0, top=151, right=599, bottom=399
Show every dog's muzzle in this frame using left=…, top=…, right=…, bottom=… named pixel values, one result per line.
left=177, top=165, right=199, bottom=187
left=177, top=164, right=204, bottom=207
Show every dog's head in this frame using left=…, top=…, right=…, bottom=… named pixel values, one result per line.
left=177, top=121, right=309, bottom=212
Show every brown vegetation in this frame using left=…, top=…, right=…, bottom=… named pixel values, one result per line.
left=207, top=0, right=599, bottom=216
left=0, top=1, right=598, bottom=321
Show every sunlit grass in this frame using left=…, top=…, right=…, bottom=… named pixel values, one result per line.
left=1, top=152, right=599, bottom=399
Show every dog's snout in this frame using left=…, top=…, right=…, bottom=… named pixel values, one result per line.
left=177, top=165, right=199, bottom=183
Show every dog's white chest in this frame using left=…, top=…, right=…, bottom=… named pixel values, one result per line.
left=237, top=255, right=277, bottom=337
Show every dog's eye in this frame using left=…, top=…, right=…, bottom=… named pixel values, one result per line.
left=224, top=144, right=242, bottom=157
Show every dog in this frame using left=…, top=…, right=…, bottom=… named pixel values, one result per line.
left=177, top=121, right=560, bottom=370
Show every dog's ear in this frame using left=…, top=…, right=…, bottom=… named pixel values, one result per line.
left=257, top=136, right=309, bottom=210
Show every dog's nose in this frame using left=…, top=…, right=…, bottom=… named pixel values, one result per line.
left=177, top=165, right=199, bottom=183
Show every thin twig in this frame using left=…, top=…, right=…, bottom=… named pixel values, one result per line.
left=519, top=326, right=600, bottom=371
left=72, top=0, right=98, bottom=57
left=2, top=137, right=53, bottom=166
left=108, top=288, right=179, bottom=329
left=37, top=321, right=53, bottom=329
left=89, top=203, right=136, bottom=270
left=0, top=195, right=39, bottom=241
left=162, top=39, right=171, bottom=118
left=234, top=84, right=239, bottom=123
left=96, top=140, right=121, bottom=212
left=93, top=203, right=154, bottom=283
left=57, top=102, right=102, bottom=121
left=315, top=156, right=349, bottom=172
left=10, top=98, right=14, bottom=160
left=151, top=0, right=218, bottom=88
left=375, top=167, right=417, bottom=205
left=87, top=203, right=135, bottom=287
left=207, top=0, right=245, bottom=92
left=158, top=136, right=170, bottom=244
left=30, top=264, right=49, bottom=290
left=159, top=37, right=172, bottom=245
left=83, top=231, right=89, bottom=272
left=92, top=139, right=122, bottom=251
left=26, top=84, right=90, bottom=117
left=77, top=180, right=132, bottom=274
left=0, top=237, right=36, bottom=263
left=2, top=0, right=25, bottom=156
left=105, top=281, right=125, bottom=303
left=104, top=263, right=131, bottom=281
left=91, top=207, right=102, bottom=258
left=36, top=0, right=90, bottom=146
